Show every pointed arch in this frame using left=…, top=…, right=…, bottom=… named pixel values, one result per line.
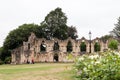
left=94, top=42, right=100, bottom=52
left=40, top=41, right=46, bottom=52
left=80, top=42, right=86, bottom=52
left=53, top=41, right=59, bottom=51
left=67, top=40, right=73, bottom=52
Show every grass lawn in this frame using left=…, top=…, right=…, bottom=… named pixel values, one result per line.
left=0, top=63, right=74, bottom=80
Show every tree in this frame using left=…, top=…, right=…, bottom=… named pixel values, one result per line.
left=0, top=47, right=11, bottom=63
left=0, top=47, right=2, bottom=61
left=68, top=26, right=78, bottom=39
left=3, top=23, right=40, bottom=50
left=108, top=39, right=118, bottom=50
left=111, top=17, right=120, bottom=38
left=100, top=35, right=112, bottom=43
left=42, top=7, right=68, bottom=40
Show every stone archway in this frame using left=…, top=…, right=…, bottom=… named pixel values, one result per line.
left=67, top=40, right=73, bottom=52
left=53, top=41, right=59, bottom=51
left=94, top=42, right=101, bottom=52
left=80, top=42, right=86, bottom=53
left=53, top=53, right=59, bottom=62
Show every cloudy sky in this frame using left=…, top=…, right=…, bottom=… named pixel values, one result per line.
left=0, top=0, right=120, bottom=47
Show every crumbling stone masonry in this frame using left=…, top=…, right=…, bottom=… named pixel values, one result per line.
left=11, top=33, right=114, bottom=64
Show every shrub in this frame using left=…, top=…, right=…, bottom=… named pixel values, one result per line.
left=108, top=39, right=118, bottom=50
left=74, top=51, right=120, bottom=80
left=0, top=59, right=3, bottom=65
left=4, top=57, right=11, bottom=64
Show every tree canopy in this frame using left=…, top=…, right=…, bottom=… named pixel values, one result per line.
left=41, top=7, right=68, bottom=40
left=3, top=24, right=40, bottom=50
left=68, top=26, right=78, bottom=39
left=100, top=35, right=112, bottom=43
left=111, top=17, right=120, bottom=38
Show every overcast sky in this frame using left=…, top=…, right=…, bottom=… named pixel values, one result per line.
left=0, top=0, right=120, bottom=47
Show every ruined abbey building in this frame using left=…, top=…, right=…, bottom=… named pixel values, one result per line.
left=11, top=32, right=113, bottom=64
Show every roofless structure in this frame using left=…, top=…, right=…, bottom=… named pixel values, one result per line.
left=11, top=33, right=114, bottom=64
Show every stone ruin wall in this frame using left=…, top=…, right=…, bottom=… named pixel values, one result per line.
left=11, top=33, right=115, bottom=64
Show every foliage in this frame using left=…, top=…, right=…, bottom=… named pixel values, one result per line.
left=0, top=47, right=11, bottom=63
left=74, top=51, right=120, bottom=80
left=0, top=48, right=4, bottom=64
left=41, top=7, right=78, bottom=40
left=94, top=42, right=100, bottom=52
left=108, top=39, right=118, bottom=50
left=0, top=47, right=2, bottom=58
left=4, top=57, right=11, bottom=64
left=80, top=42, right=86, bottom=52
left=0, top=59, right=3, bottom=65
left=68, top=26, right=78, bottom=39
left=100, top=35, right=112, bottom=43
left=111, top=17, right=120, bottom=38
left=3, top=24, right=39, bottom=50
left=42, top=7, right=68, bottom=40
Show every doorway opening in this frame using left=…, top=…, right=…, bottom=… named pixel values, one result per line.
left=53, top=54, right=59, bottom=62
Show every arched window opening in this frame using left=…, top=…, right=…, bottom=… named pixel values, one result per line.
left=80, top=42, right=86, bottom=52
left=53, top=41, right=59, bottom=51
left=94, top=42, right=100, bottom=52
left=67, top=41, right=72, bottom=52
left=40, top=41, right=46, bottom=52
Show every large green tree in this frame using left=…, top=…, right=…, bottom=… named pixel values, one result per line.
left=42, top=7, right=68, bottom=40
left=3, top=24, right=40, bottom=50
left=111, top=17, right=120, bottom=38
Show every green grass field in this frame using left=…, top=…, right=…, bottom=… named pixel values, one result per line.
left=0, top=63, right=74, bottom=80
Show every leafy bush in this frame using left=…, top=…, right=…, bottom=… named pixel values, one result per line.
left=108, top=39, right=118, bottom=50
left=0, top=59, right=3, bottom=65
left=4, top=57, right=11, bottom=64
left=74, top=51, right=120, bottom=80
